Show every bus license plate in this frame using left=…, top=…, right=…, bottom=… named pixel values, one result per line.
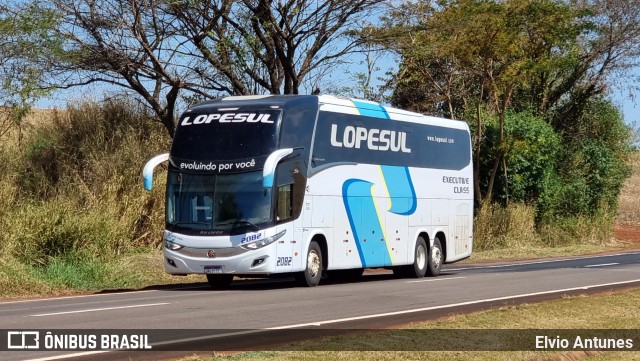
left=204, top=265, right=223, bottom=274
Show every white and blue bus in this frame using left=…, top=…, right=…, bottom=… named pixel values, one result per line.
left=143, top=95, right=473, bottom=288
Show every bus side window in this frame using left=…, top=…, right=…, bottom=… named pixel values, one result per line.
left=276, top=184, right=293, bottom=222
left=274, top=149, right=306, bottom=223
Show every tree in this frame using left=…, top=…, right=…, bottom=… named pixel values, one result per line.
left=334, top=45, right=395, bottom=102
left=479, top=111, right=560, bottom=203
left=363, top=0, right=639, bottom=207
left=8, top=0, right=224, bottom=137
left=4, top=0, right=383, bottom=137
left=0, top=2, right=56, bottom=139
left=554, top=98, right=632, bottom=216
left=166, top=0, right=384, bottom=95
left=521, top=0, right=640, bottom=133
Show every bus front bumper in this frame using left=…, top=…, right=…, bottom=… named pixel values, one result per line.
left=163, top=245, right=277, bottom=275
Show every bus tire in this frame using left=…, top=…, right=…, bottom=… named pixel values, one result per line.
left=206, top=274, right=233, bottom=289
left=296, top=241, right=323, bottom=287
left=427, top=237, right=443, bottom=277
left=407, top=236, right=428, bottom=278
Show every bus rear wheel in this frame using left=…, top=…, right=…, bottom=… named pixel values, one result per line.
left=296, top=241, right=323, bottom=287
left=427, top=237, right=443, bottom=277
left=206, top=274, right=233, bottom=289
left=394, top=236, right=428, bottom=278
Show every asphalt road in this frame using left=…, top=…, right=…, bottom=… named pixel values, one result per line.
left=2, top=251, right=640, bottom=360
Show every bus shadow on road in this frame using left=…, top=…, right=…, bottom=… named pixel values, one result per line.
left=149, top=270, right=461, bottom=292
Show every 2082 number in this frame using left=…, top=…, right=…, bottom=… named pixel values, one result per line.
left=276, top=257, right=292, bottom=267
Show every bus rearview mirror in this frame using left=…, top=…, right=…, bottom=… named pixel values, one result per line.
left=263, top=148, right=293, bottom=188
left=142, top=153, right=169, bottom=191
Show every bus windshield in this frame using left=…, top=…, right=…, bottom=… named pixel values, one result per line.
left=166, top=170, right=272, bottom=233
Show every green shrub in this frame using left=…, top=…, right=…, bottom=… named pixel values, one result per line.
left=470, top=100, right=631, bottom=247
left=502, top=111, right=561, bottom=205
left=473, top=110, right=561, bottom=209
left=4, top=201, right=114, bottom=265
left=545, top=98, right=631, bottom=219
left=471, top=99, right=631, bottom=223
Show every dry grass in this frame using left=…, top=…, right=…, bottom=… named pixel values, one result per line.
left=25, top=108, right=67, bottom=123
left=0, top=101, right=176, bottom=298
left=473, top=203, right=538, bottom=251
left=617, top=151, right=640, bottom=225
left=473, top=202, right=615, bottom=251
left=466, top=242, right=628, bottom=263
left=1, top=108, right=67, bottom=145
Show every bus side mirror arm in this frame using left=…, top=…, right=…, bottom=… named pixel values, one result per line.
left=263, top=148, right=293, bottom=188
left=143, top=153, right=169, bottom=191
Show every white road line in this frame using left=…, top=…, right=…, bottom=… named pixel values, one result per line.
left=0, top=290, right=159, bottom=305
left=25, top=351, right=109, bottom=361
left=268, top=278, right=640, bottom=328
left=0, top=285, right=212, bottom=306
left=24, top=278, right=640, bottom=361
left=30, top=302, right=170, bottom=317
left=405, top=276, right=466, bottom=283
left=584, top=263, right=620, bottom=268
left=446, top=251, right=640, bottom=272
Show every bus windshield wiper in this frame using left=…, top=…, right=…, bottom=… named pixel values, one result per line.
left=215, top=219, right=260, bottom=231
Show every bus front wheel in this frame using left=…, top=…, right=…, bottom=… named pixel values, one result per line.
left=296, top=241, right=323, bottom=287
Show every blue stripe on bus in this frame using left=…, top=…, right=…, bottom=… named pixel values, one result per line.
left=339, top=100, right=418, bottom=267
left=351, top=100, right=390, bottom=119
left=342, top=179, right=387, bottom=267
left=351, top=100, right=417, bottom=215
left=380, top=165, right=417, bottom=215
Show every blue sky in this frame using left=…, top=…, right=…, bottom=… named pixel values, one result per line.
left=611, top=80, right=639, bottom=127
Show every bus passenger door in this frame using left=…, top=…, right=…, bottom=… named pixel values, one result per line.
left=273, top=151, right=306, bottom=272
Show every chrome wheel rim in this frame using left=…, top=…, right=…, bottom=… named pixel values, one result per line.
left=416, top=244, right=426, bottom=270
left=308, top=250, right=321, bottom=278
left=431, top=246, right=442, bottom=269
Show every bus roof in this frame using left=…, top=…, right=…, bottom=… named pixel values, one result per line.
left=188, top=95, right=468, bottom=130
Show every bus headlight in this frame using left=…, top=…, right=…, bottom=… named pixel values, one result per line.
left=165, top=240, right=184, bottom=250
left=241, top=230, right=286, bottom=250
